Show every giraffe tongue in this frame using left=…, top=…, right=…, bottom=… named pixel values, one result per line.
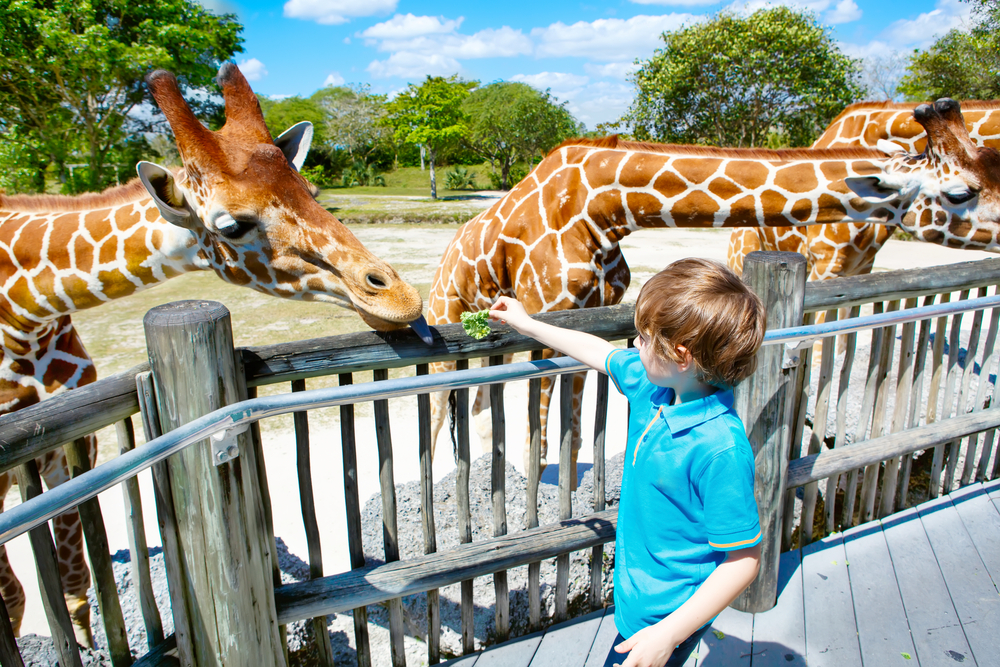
left=408, top=315, right=434, bottom=345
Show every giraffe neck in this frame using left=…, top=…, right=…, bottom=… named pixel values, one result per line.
left=0, top=184, right=209, bottom=335
left=537, top=143, right=901, bottom=247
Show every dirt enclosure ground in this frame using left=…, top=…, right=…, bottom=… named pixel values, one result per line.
left=4, top=195, right=997, bottom=653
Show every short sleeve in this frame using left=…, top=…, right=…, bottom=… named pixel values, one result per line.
left=604, top=348, right=648, bottom=401
left=699, top=445, right=761, bottom=552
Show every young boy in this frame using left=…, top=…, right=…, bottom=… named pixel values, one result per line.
left=489, top=258, right=765, bottom=667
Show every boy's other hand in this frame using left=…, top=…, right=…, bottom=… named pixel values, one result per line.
left=614, top=625, right=678, bottom=667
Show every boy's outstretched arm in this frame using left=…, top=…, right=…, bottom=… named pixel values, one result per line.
left=489, top=297, right=616, bottom=373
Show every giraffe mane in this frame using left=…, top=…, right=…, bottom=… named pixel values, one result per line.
left=552, top=136, right=887, bottom=161
left=0, top=178, right=151, bottom=212
left=828, top=99, right=1000, bottom=122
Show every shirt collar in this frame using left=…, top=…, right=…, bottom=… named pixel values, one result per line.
left=658, top=387, right=734, bottom=433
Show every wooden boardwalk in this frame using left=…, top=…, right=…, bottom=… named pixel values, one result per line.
left=442, top=480, right=1000, bottom=667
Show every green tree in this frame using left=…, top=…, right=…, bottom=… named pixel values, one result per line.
left=897, top=1, right=1000, bottom=100
left=386, top=75, right=477, bottom=199
left=623, top=7, right=864, bottom=147
left=462, top=81, right=581, bottom=190
left=0, top=0, right=243, bottom=192
left=311, top=84, right=392, bottom=163
left=257, top=95, right=326, bottom=138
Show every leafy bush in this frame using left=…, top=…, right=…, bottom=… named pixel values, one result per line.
left=444, top=165, right=478, bottom=190
left=299, top=165, right=336, bottom=188
left=341, top=159, right=386, bottom=187
left=488, top=163, right=529, bottom=191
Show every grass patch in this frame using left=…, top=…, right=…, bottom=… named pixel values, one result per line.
left=324, top=164, right=497, bottom=198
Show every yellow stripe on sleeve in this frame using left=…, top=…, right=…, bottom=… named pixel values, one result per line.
left=709, top=531, right=762, bottom=550
left=605, top=349, right=625, bottom=395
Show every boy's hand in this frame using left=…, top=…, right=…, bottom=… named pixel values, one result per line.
left=614, top=625, right=678, bottom=667
left=489, top=296, right=532, bottom=333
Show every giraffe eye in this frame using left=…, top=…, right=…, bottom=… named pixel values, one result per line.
left=214, top=212, right=257, bottom=240
left=942, top=187, right=977, bottom=206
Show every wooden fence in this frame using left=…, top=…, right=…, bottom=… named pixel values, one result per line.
left=1, top=252, right=1000, bottom=666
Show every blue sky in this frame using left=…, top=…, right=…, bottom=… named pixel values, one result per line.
left=199, top=0, right=977, bottom=129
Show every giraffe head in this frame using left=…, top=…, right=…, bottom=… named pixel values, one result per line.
left=136, top=63, right=430, bottom=339
left=844, top=99, right=1000, bottom=250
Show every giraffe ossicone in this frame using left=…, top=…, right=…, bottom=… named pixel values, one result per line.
left=428, top=98, right=1000, bottom=485
left=0, top=63, right=426, bottom=645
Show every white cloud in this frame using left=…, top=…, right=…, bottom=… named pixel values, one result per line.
left=360, top=13, right=463, bottom=39
left=584, top=61, right=639, bottom=80
left=511, top=72, right=589, bottom=95
left=268, top=94, right=293, bottom=101
left=283, top=0, right=397, bottom=25
left=324, top=72, right=346, bottom=86
left=532, top=14, right=701, bottom=62
left=238, top=58, right=268, bottom=81
left=629, top=0, right=724, bottom=6
left=365, top=26, right=532, bottom=59
left=562, top=81, right=636, bottom=130
left=367, top=52, right=463, bottom=79
left=879, top=0, right=972, bottom=49
left=824, top=0, right=861, bottom=24
left=838, top=39, right=898, bottom=60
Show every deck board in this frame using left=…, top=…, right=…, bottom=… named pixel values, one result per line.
left=443, top=484, right=1000, bottom=667
left=802, top=533, right=861, bottom=666
left=749, top=549, right=806, bottom=667
left=917, top=491, right=1000, bottom=665
left=842, top=521, right=916, bottom=665
left=528, top=608, right=605, bottom=667
left=881, top=506, right=974, bottom=666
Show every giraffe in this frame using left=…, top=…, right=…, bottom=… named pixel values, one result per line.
left=0, top=63, right=428, bottom=645
left=727, top=100, right=1000, bottom=280
left=426, top=98, right=1000, bottom=484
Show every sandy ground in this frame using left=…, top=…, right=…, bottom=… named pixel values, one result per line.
left=6, top=211, right=998, bottom=641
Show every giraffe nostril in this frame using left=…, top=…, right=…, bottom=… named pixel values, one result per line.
left=366, top=274, right=388, bottom=290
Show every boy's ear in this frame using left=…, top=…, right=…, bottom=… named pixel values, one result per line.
left=674, top=344, right=694, bottom=370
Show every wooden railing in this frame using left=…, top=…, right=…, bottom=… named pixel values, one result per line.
left=2, top=253, right=1000, bottom=666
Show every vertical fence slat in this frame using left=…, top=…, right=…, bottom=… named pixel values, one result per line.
left=116, top=417, right=164, bottom=649
left=487, top=355, right=509, bottom=642
left=0, top=590, right=24, bottom=667
left=371, top=369, right=407, bottom=667
left=782, top=312, right=814, bottom=550
left=925, top=294, right=952, bottom=499
left=959, top=288, right=993, bottom=486
left=799, top=312, right=831, bottom=545
left=590, top=372, right=609, bottom=610
left=339, top=373, right=372, bottom=667
left=17, top=460, right=83, bottom=667
left=63, top=437, right=132, bottom=667
left=526, top=351, right=542, bottom=632
left=555, top=373, right=573, bottom=622
left=450, top=359, right=476, bottom=656
left=862, top=300, right=898, bottom=523
left=879, top=299, right=918, bottom=518
left=135, top=372, right=193, bottom=666
left=897, top=295, right=936, bottom=509
left=976, top=297, right=1000, bottom=481
left=935, top=290, right=969, bottom=496
left=827, top=306, right=860, bottom=534
left=416, top=365, right=441, bottom=663
left=291, top=379, right=335, bottom=667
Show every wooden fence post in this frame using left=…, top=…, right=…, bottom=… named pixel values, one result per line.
left=143, top=300, right=284, bottom=667
left=732, top=251, right=807, bottom=613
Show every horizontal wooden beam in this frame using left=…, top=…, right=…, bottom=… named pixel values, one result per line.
left=786, top=407, right=1000, bottom=488
left=274, top=510, right=618, bottom=625
left=803, top=257, right=1000, bottom=312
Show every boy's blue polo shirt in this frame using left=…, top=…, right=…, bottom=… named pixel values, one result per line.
left=605, top=348, right=761, bottom=639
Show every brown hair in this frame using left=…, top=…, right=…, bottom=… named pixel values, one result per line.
left=634, top=258, right=766, bottom=387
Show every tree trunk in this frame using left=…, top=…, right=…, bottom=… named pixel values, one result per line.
left=429, top=149, right=437, bottom=200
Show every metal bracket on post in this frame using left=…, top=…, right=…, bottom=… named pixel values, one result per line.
left=211, top=423, right=247, bottom=466
left=782, top=338, right=819, bottom=369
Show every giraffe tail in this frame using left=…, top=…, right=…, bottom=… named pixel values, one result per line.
left=447, top=390, right=459, bottom=464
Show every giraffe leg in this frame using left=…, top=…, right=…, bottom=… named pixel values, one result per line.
left=569, top=371, right=586, bottom=492
left=0, top=472, right=26, bottom=636
left=429, top=361, right=457, bottom=461
left=39, top=445, right=94, bottom=649
left=471, top=355, right=515, bottom=457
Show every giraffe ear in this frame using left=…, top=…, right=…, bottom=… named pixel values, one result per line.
left=137, top=162, right=197, bottom=229
left=844, top=175, right=909, bottom=202
left=274, top=121, right=313, bottom=172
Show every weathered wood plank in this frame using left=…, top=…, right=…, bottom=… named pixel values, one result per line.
left=474, top=631, right=543, bottom=667
left=841, top=522, right=915, bottom=665
left=582, top=608, right=618, bottom=667
left=786, top=408, right=1000, bottom=488
left=556, top=373, right=573, bottom=622
left=528, top=608, right=605, bottom=667
left=802, top=533, right=860, bottom=667
left=275, top=510, right=617, bottom=624
left=0, top=590, right=25, bottom=667
left=880, top=507, right=972, bottom=665
left=698, top=605, right=752, bottom=666
left=453, top=359, right=476, bottom=656
left=828, top=306, right=860, bottom=534
left=802, top=257, right=1000, bottom=311
left=417, top=364, right=441, bottom=664
left=527, top=352, right=543, bottom=632
left=917, top=493, right=1000, bottom=664
left=489, top=355, right=510, bottom=643
left=749, top=549, right=806, bottom=667
left=590, top=373, right=609, bottom=610
left=439, top=653, right=479, bottom=667
left=130, top=633, right=178, bottom=667
left=948, top=483, right=1000, bottom=589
